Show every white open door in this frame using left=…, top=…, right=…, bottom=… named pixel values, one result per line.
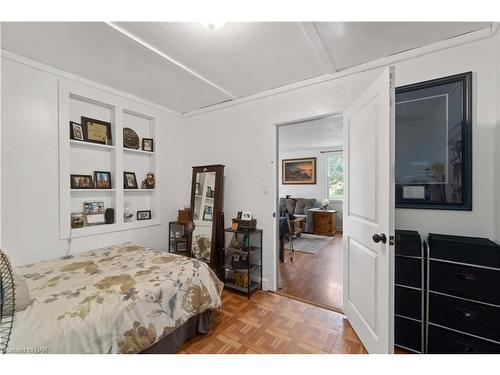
left=343, top=66, right=395, bottom=354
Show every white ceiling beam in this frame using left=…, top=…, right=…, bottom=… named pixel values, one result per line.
left=104, top=22, right=237, bottom=100
left=299, top=22, right=336, bottom=74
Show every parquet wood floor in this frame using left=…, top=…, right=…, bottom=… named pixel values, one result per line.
left=279, top=233, right=343, bottom=310
left=179, top=289, right=367, bottom=354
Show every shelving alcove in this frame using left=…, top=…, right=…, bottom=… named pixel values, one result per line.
left=58, top=81, right=160, bottom=239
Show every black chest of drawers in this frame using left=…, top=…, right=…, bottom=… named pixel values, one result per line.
left=426, top=233, right=500, bottom=354
left=394, top=230, right=425, bottom=353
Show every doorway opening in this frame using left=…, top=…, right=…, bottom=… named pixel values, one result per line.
left=275, top=114, right=344, bottom=312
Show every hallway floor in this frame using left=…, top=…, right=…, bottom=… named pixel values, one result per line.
left=279, top=233, right=343, bottom=310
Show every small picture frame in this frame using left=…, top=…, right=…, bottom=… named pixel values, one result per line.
left=203, top=206, right=213, bottom=221
left=83, top=201, right=104, bottom=214
left=241, top=211, right=253, bottom=220
left=94, top=171, right=112, bottom=189
left=231, top=222, right=239, bottom=231
left=86, top=213, right=105, bottom=226
left=71, top=174, right=93, bottom=189
left=69, top=121, right=84, bottom=141
left=81, top=116, right=112, bottom=145
left=71, top=212, right=84, bottom=228
left=206, top=186, right=212, bottom=198
left=137, top=210, right=152, bottom=221
left=140, top=173, right=155, bottom=189
left=123, top=172, right=138, bottom=189
left=142, top=138, right=154, bottom=152
left=237, top=211, right=243, bottom=219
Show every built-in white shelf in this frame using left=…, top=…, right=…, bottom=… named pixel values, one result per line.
left=59, top=80, right=160, bottom=240
left=123, top=148, right=155, bottom=155
left=71, top=189, right=116, bottom=192
left=70, top=220, right=160, bottom=239
left=70, top=139, right=115, bottom=151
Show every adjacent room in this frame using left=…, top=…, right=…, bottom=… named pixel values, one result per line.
left=1, top=19, right=500, bottom=358
left=278, top=115, right=344, bottom=311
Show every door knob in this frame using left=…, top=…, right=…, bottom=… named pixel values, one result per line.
left=372, top=233, right=387, bottom=244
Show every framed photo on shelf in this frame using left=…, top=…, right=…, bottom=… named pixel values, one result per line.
left=203, top=206, right=213, bottom=221
left=81, top=116, right=112, bottom=145
left=69, top=121, right=84, bottom=141
left=83, top=201, right=104, bottom=214
left=70, top=174, right=93, bottom=189
left=94, top=171, right=112, bottom=189
left=142, top=138, right=154, bottom=152
left=137, top=210, right=152, bottom=221
left=123, top=171, right=138, bottom=189
left=241, top=211, right=253, bottom=220
left=70, top=212, right=84, bottom=228
left=395, top=72, right=472, bottom=210
left=282, top=157, right=316, bottom=185
left=86, top=213, right=105, bottom=226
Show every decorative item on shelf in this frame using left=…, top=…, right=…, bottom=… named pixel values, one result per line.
left=71, top=174, right=93, bottom=189
left=93, top=171, right=112, bottom=189
left=178, top=208, right=190, bottom=225
left=124, top=201, right=134, bottom=222
left=232, top=234, right=243, bottom=249
left=105, top=208, right=115, bottom=224
left=86, top=213, right=105, bottom=226
left=232, top=211, right=256, bottom=230
left=234, top=271, right=249, bottom=288
left=81, top=116, right=112, bottom=145
left=123, top=127, right=140, bottom=149
left=282, top=157, right=317, bottom=185
left=322, top=199, right=330, bottom=210
left=83, top=201, right=104, bottom=214
left=123, top=171, right=138, bottom=189
left=142, top=138, right=154, bottom=152
left=206, top=186, right=214, bottom=198
left=140, top=172, right=155, bottom=189
left=70, top=212, right=84, bottom=228
left=69, top=121, right=84, bottom=141
left=232, top=252, right=249, bottom=270
left=137, top=210, right=152, bottom=221
left=195, top=183, right=201, bottom=195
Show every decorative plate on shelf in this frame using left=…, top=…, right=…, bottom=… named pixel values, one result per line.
left=123, top=127, right=140, bottom=149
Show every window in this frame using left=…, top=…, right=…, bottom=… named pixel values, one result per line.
left=327, top=152, right=343, bottom=200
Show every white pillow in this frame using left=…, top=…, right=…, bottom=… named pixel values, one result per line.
left=14, top=273, right=32, bottom=312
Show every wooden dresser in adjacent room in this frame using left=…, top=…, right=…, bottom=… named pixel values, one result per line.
left=313, top=209, right=337, bottom=236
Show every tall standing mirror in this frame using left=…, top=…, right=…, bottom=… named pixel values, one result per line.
left=188, top=165, right=225, bottom=271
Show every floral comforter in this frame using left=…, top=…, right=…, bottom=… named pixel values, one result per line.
left=9, top=243, right=223, bottom=354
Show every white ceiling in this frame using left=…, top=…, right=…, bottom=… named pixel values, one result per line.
left=279, top=116, right=343, bottom=152
left=1, top=22, right=492, bottom=113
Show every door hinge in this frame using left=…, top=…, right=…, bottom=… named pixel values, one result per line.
left=389, top=235, right=395, bottom=246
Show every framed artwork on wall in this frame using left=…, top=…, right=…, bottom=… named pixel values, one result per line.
left=395, top=72, right=472, bottom=210
left=282, top=157, right=317, bottom=185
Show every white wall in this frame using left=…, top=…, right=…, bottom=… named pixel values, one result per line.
left=182, top=35, right=500, bottom=290
left=1, top=57, right=184, bottom=266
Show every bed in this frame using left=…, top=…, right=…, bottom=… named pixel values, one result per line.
left=8, top=243, right=223, bottom=354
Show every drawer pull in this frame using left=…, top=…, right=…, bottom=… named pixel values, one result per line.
left=455, top=272, right=475, bottom=282
left=456, top=307, right=473, bottom=318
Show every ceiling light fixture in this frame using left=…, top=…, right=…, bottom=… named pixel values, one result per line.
left=200, top=22, right=226, bottom=31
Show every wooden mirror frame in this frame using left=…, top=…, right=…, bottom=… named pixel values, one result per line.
left=187, top=164, right=225, bottom=272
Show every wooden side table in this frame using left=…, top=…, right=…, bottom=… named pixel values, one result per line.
left=313, top=209, right=337, bottom=236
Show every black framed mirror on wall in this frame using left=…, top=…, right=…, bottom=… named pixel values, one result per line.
left=395, top=72, right=472, bottom=210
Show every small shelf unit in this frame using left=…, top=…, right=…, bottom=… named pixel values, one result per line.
left=59, top=80, right=160, bottom=239
left=223, top=228, right=263, bottom=299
